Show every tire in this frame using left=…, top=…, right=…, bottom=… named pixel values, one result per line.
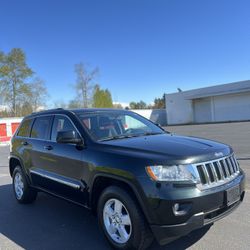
left=12, top=166, right=37, bottom=204
left=97, top=186, right=153, bottom=250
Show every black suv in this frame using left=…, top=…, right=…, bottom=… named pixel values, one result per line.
left=9, top=108, right=245, bottom=249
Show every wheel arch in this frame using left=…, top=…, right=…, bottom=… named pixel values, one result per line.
left=9, top=156, right=31, bottom=184
left=90, top=173, right=152, bottom=224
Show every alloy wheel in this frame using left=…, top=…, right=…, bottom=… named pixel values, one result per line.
left=103, top=198, right=132, bottom=244
left=14, top=172, right=24, bottom=200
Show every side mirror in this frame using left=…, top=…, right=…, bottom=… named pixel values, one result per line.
left=56, top=130, right=83, bottom=145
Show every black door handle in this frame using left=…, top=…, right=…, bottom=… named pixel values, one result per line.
left=22, top=141, right=29, bottom=146
left=44, top=145, right=53, bottom=150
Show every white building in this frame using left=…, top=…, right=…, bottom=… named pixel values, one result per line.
left=165, top=80, right=250, bottom=125
left=132, top=109, right=167, bottom=126
left=113, top=102, right=130, bottom=109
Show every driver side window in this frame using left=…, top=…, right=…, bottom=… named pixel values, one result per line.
left=51, top=115, right=79, bottom=142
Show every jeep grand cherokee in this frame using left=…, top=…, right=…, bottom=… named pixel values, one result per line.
left=9, top=108, right=245, bottom=249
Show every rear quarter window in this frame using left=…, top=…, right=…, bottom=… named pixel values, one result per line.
left=17, top=119, right=33, bottom=137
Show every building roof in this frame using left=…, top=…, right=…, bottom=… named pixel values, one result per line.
left=167, top=80, right=250, bottom=99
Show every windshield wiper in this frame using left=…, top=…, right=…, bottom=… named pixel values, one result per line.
left=99, top=132, right=165, bottom=142
left=99, top=134, right=140, bottom=142
left=139, top=132, right=164, bottom=136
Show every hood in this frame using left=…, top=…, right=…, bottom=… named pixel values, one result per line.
left=98, top=133, right=231, bottom=164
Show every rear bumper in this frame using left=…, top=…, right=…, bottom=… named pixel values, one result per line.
left=151, top=195, right=244, bottom=245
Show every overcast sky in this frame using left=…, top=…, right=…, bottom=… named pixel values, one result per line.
left=1, top=0, right=250, bottom=106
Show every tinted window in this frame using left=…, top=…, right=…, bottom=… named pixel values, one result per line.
left=51, top=115, right=79, bottom=141
left=17, top=119, right=33, bottom=137
left=31, top=116, right=52, bottom=140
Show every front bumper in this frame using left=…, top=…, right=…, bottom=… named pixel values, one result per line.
left=139, top=171, right=245, bottom=245
left=151, top=193, right=244, bottom=245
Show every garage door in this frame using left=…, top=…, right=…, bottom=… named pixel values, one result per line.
left=214, top=92, right=250, bottom=122
left=194, top=97, right=212, bottom=123
left=0, top=124, right=7, bottom=137
left=11, top=122, right=20, bottom=134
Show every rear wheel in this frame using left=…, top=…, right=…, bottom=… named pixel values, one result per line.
left=97, top=186, right=153, bottom=249
left=12, top=166, right=37, bottom=204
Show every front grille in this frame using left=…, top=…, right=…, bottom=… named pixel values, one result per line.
left=193, top=154, right=240, bottom=190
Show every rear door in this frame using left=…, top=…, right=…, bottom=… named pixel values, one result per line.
left=29, top=115, right=54, bottom=186
left=12, top=118, right=34, bottom=175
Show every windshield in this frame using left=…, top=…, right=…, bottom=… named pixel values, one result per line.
left=77, top=111, right=165, bottom=141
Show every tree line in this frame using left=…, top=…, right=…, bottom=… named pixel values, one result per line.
left=129, top=95, right=165, bottom=110
left=0, top=48, right=165, bottom=117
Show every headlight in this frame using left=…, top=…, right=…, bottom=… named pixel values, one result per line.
left=146, top=165, right=198, bottom=182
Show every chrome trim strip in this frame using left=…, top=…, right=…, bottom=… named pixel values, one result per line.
left=227, top=158, right=234, bottom=174
left=210, top=163, right=218, bottom=182
left=229, top=156, right=236, bottom=172
left=217, top=161, right=225, bottom=180
left=30, top=169, right=81, bottom=189
left=193, top=153, right=234, bottom=166
left=193, top=154, right=240, bottom=190
left=232, top=155, right=239, bottom=171
left=222, top=159, right=230, bottom=177
left=202, top=164, right=210, bottom=184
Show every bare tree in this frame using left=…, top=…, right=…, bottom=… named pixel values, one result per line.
left=29, top=77, right=48, bottom=111
left=53, top=100, right=68, bottom=109
left=74, top=63, right=98, bottom=108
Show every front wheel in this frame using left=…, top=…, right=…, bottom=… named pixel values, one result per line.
left=97, top=186, right=153, bottom=249
left=12, top=166, right=37, bottom=204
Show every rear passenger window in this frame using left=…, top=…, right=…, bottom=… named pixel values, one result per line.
left=31, top=116, right=52, bottom=140
left=51, top=115, right=79, bottom=141
left=17, top=119, right=33, bottom=137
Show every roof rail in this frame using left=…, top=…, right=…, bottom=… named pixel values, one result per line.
left=31, top=108, right=65, bottom=115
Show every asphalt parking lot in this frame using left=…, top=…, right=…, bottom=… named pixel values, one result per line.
left=0, top=121, right=249, bottom=250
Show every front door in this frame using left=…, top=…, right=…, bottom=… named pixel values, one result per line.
left=30, top=114, right=87, bottom=205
